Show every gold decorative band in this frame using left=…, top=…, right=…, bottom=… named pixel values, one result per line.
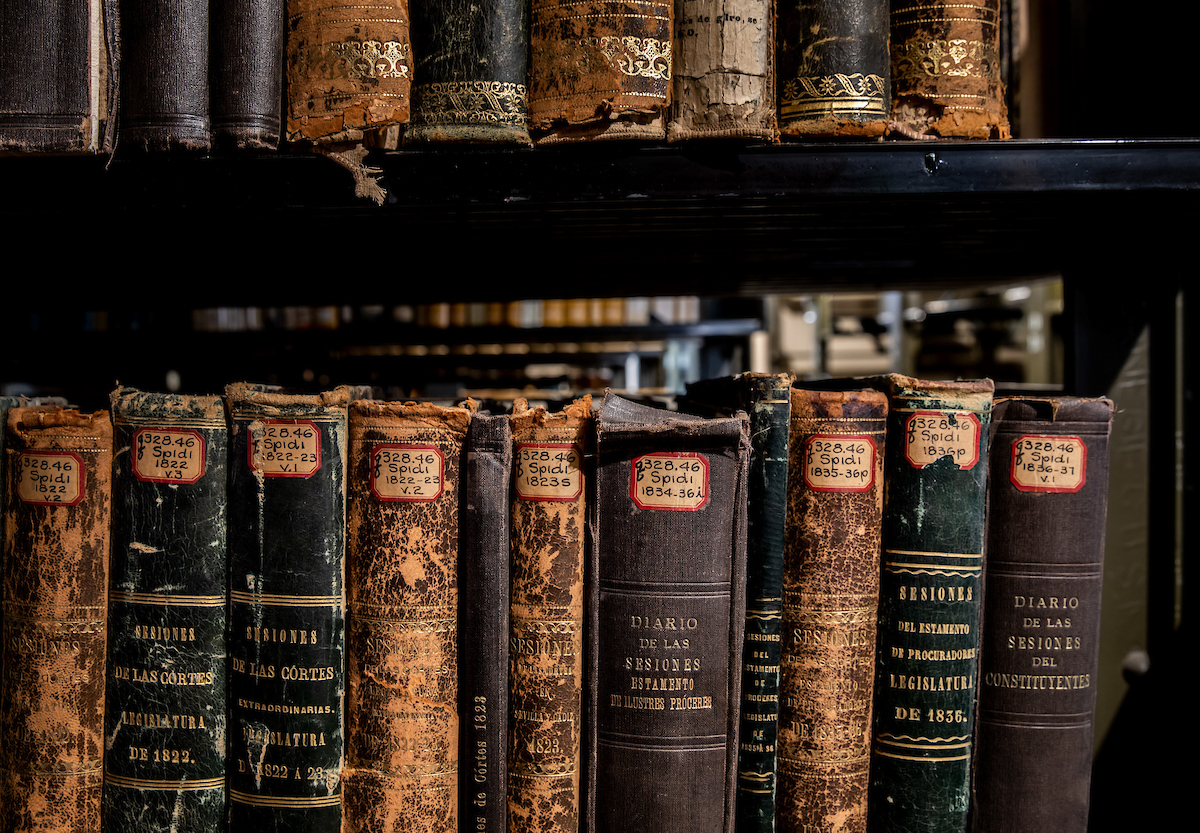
left=414, top=81, right=528, bottom=126
left=289, top=39, right=410, bottom=82
left=585, top=36, right=671, bottom=81
left=110, top=591, right=224, bottom=608
left=230, top=789, right=341, bottom=808
left=781, top=73, right=887, bottom=116
left=894, top=39, right=999, bottom=82
left=230, top=591, right=342, bottom=608
left=114, top=416, right=224, bottom=429
left=106, top=773, right=224, bottom=791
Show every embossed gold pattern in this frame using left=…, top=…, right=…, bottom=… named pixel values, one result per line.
left=585, top=35, right=672, bottom=80
left=412, top=81, right=528, bottom=125
left=894, top=38, right=998, bottom=81
left=781, top=73, right=887, bottom=116
left=290, top=39, right=410, bottom=81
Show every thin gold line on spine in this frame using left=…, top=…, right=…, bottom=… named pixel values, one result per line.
left=229, top=789, right=341, bottom=807
left=113, top=416, right=225, bottom=429
left=230, top=591, right=342, bottom=608
left=106, top=774, right=224, bottom=791
left=885, top=549, right=982, bottom=559
left=110, top=591, right=225, bottom=607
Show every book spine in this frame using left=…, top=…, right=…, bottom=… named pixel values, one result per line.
left=589, top=393, right=748, bottom=833
left=211, top=0, right=283, bottom=149
left=507, top=398, right=590, bottom=833
left=667, top=0, right=776, bottom=142
left=225, top=384, right=351, bottom=833
left=103, top=390, right=228, bottom=833
left=777, top=0, right=889, bottom=138
left=970, top=396, right=1114, bottom=833
left=461, top=412, right=512, bottom=833
left=869, top=375, right=994, bottom=833
left=342, top=401, right=470, bottom=833
left=776, top=387, right=887, bottom=833
left=1, top=407, right=112, bottom=833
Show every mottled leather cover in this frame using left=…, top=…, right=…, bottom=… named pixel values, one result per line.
left=588, top=392, right=748, bottom=833
left=225, top=384, right=351, bottom=833
left=971, top=396, right=1114, bottom=833
left=776, top=386, right=886, bottom=833
left=777, top=0, right=889, bottom=138
left=342, top=400, right=470, bottom=833
left=507, top=397, right=590, bottom=833
left=104, top=389, right=228, bottom=833
left=2, top=406, right=112, bottom=833
left=211, top=0, right=283, bottom=149
left=869, top=374, right=994, bottom=833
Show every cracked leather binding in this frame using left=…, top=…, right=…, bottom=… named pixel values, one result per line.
left=507, top=397, right=591, bottom=833
left=103, top=388, right=228, bottom=833
left=342, top=400, right=471, bottom=833
left=776, top=385, right=887, bottom=833
left=971, top=396, right=1114, bottom=833
left=225, top=384, right=352, bottom=833
left=868, top=374, right=994, bottom=833
left=211, top=0, right=283, bottom=149
left=1, top=406, right=112, bottom=833
left=588, top=392, right=748, bottom=833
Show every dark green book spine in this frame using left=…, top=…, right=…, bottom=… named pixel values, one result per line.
left=869, top=375, right=994, bottom=833
left=104, top=389, right=229, bottom=833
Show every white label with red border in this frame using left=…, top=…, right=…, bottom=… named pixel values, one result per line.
left=515, top=443, right=583, bottom=501
left=903, top=411, right=982, bottom=470
left=804, top=434, right=877, bottom=492
left=372, top=444, right=444, bottom=501
left=630, top=452, right=709, bottom=511
left=249, top=419, right=321, bottom=477
left=133, top=428, right=205, bottom=484
left=1010, top=435, right=1087, bottom=493
left=17, top=450, right=85, bottom=505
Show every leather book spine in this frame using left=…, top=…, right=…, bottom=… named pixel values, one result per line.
left=890, top=0, right=1010, bottom=139
left=777, top=0, right=889, bottom=139
left=225, top=384, right=352, bottom=833
left=1, top=406, right=112, bottom=833
left=119, top=0, right=211, bottom=151
left=285, top=0, right=413, bottom=144
left=342, top=400, right=471, bottom=833
left=529, top=0, right=673, bottom=144
left=507, top=397, right=591, bottom=833
left=103, top=389, right=228, bottom=833
left=211, top=0, right=284, bottom=150
left=588, top=392, right=748, bottom=833
left=460, top=411, right=512, bottom=833
left=869, top=374, right=994, bottom=833
left=666, top=0, right=777, bottom=142
left=970, top=396, right=1115, bottom=833
left=776, top=386, right=887, bottom=833
left=406, top=0, right=532, bottom=146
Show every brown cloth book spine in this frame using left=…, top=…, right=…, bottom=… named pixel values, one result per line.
left=507, top=397, right=591, bottom=833
left=343, top=400, right=471, bottom=833
left=776, top=386, right=886, bottom=833
left=1, top=406, right=112, bottom=833
left=889, top=0, right=1010, bottom=139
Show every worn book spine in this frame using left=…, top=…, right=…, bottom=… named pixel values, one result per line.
left=869, top=374, right=994, bottom=833
left=776, top=386, right=887, bottom=833
left=225, top=384, right=351, bottom=833
left=507, top=397, right=591, bottom=833
left=529, top=0, right=673, bottom=144
left=102, top=389, right=228, bottom=833
left=1, top=406, right=112, bottom=833
left=406, top=0, right=531, bottom=146
left=589, top=392, right=748, bottom=833
left=667, top=0, right=776, bottom=142
left=342, top=400, right=470, bottom=833
left=119, top=0, right=211, bottom=151
left=211, top=0, right=284, bottom=149
left=890, top=0, right=1010, bottom=139
left=460, top=410, right=512, bottom=833
left=285, top=0, right=413, bottom=145
left=777, top=0, right=889, bottom=138
left=970, top=396, right=1114, bottom=833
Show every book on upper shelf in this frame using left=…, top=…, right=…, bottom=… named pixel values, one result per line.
left=210, top=0, right=283, bottom=150
left=588, top=392, right=749, bottom=833
left=970, top=395, right=1115, bottom=833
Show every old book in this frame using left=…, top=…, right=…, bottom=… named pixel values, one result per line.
left=868, top=374, right=994, bottom=833
left=342, top=399, right=471, bottom=833
left=528, top=0, right=673, bottom=144
left=667, top=0, right=776, bottom=142
left=1, top=406, right=112, bottom=833
left=777, top=0, right=889, bottom=139
left=119, top=0, right=211, bottom=151
left=0, top=0, right=117, bottom=152
left=225, top=384, right=353, bottom=833
left=102, top=388, right=228, bottom=833
left=970, top=396, right=1115, bottom=833
left=889, top=0, right=1010, bottom=139
left=406, top=0, right=532, bottom=146
left=507, top=397, right=591, bottom=833
left=588, top=392, right=748, bottom=833
left=776, top=385, right=887, bottom=833
left=210, top=0, right=284, bottom=149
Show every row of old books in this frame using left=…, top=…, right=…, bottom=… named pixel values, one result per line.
left=0, top=372, right=1109, bottom=833
left=0, top=0, right=1009, bottom=160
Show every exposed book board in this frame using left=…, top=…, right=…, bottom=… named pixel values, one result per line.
left=342, top=400, right=470, bottom=833
left=210, top=0, right=283, bottom=149
left=1, top=406, right=112, bottom=833
left=103, top=389, right=228, bottom=833
left=225, top=384, right=351, bottom=833
left=588, top=392, right=749, bottom=833
left=970, top=396, right=1114, bottom=833
left=507, top=397, right=591, bottom=833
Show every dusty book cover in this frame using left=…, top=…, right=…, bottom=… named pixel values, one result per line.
left=211, top=0, right=284, bottom=149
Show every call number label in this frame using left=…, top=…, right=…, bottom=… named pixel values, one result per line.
left=1010, top=435, right=1087, bottom=493
left=249, top=420, right=321, bottom=477
left=133, top=428, right=205, bottom=484
left=17, top=451, right=85, bottom=506
left=515, top=443, right=582, bottom=501
left=904, top=411, right=981, bottom=471
left=372, top=444, right=444, bottom=501
left=630, top=452, right=709, bottom=511
left=804, top=435, right=876, bottom=492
